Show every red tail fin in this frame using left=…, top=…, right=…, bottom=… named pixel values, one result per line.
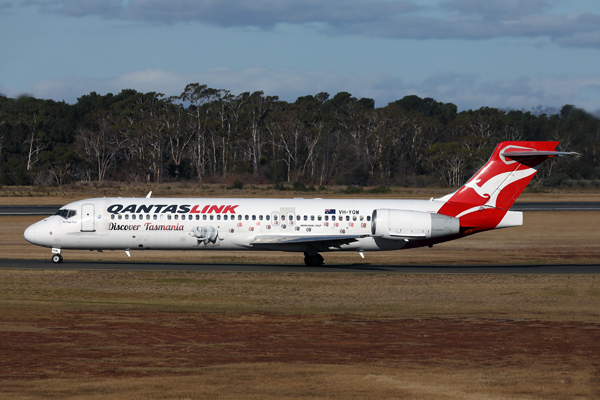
left=437, top=141, right=570, bottom=231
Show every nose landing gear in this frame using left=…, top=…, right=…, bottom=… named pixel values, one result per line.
left=51, top=248, right=63, bottom=263
left=303, top=252, right=324, bottom=267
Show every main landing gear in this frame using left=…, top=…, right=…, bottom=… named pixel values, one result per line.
left=304, top=252, right=324, bottom=267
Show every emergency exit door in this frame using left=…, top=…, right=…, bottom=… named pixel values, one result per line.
left=81, top=204, right=95, bottom=232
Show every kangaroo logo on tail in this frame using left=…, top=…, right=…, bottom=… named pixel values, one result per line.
left=463, top=168, right=537, bottom=208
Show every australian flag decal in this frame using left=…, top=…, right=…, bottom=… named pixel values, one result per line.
left=324, top=209, right=336, bottom=214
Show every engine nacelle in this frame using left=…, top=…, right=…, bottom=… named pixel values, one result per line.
left=371, top=209, right=460, bottom=240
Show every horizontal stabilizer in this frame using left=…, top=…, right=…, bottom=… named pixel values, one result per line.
left=502, top=150, right=578, bottom=160
left=495, top=210, right=523, bottom=229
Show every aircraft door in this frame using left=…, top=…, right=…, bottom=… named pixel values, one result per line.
left=81, top=204, right=95, bottom=232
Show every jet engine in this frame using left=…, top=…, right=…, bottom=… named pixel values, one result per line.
left=371, top=209, right=460, bottom=240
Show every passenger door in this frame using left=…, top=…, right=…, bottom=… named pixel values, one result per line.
left=81, top=204, right=95, bottom=232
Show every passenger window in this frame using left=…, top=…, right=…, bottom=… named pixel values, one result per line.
left=132, top=215, right=136, bottom=220
left=266, top=215, right=270, bottom=221
left=125, top=215, right=129, bottom=220
left=252, top=215, right=256, bottom=220
left=146, top=215, right=150, bottom=220
left=297, top=215, right=301, bottom=221
left=167, top=215, right=171, bottom=220
left=360, top=215, right=364, bottom=221
left=196, top=215, right=199, bottom=220
left=339, top=216, right=343, bottom=221
left=274, top=215, right=278, bottom=221
left=174, top=215, right=178, bottom=220
left=303, top=215, right=308, bottom=221
left=160, top=214, right=165, bottom=220
left=259, top=215, right=263, bottom=221
left=245, top=215, right=249, bottom=220
left=367, top=216, right=371, bottom=221
left=346, top=216, right=350, bottom=221
left=311, top=215, right=315, bottom=221
left=353, top=216, right=357, bottom=221
left=210, top=215, right=214, bottom=220
left=224, top=215, right=228, bottom=220
left=118, top=215, right=122, bottom=220
left=111, top=215, right=115, bottom=220
left=238, top=215, right=242, bottom=220
left=325, top=216, right=328, bottom=221
left=317, top=216, right=322, bottom=221
left=153, top=214, right=157, bottom=220
left=203, top=215, right=207, bottom=220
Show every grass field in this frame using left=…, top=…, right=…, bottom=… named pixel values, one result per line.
left=1, top=188, right=599, bottom=399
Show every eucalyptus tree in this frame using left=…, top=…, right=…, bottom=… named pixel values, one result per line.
left=15, top=96, right=48, bottom=171
left=75, top=111, right=124, bottom=182
left=164, top=96, right=193, bottom=179
left=241, top=91, right=278, bottom=175
left=266, top=102, right=301, bottom=182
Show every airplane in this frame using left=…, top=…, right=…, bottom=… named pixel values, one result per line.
left=24, top=141, right=576, bottom=266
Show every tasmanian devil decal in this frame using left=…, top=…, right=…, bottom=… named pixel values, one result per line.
left=24, top=141, right=577, bottom=266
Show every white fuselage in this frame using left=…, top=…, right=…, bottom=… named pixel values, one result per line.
left=24, top=197, right=447, bottom=254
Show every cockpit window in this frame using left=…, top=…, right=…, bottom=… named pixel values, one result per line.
left=55, top=209, right=77, bottom=219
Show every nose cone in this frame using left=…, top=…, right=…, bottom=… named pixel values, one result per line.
left=24, top=224, right=37, bottom=244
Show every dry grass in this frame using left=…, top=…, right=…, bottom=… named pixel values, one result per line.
left=1, top=270, right=599, bottom=320
left=0, top=270, right=600, bottom=399
left=1, top=363, right=597, bottom=399
left=1, top=271, right=600, bottom=398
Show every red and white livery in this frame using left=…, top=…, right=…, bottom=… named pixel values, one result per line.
left=24, top=141, right=576, bottom=266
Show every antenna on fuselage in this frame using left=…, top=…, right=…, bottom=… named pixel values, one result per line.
left=146, top=191, right=152, bottom=198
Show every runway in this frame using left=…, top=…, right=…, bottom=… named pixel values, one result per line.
left=1, top=202, right=600, bottom=215
left=1, top=258, right=598, bottom=274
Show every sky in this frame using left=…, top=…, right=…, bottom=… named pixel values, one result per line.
left=2, top=0, right=600, bottom=112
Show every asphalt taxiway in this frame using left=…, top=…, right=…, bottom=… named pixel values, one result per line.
left=1, top=258, right=598, bottom=274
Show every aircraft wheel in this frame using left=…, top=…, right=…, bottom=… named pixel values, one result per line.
left=52, top=254, right=63, bottom=263
left=304, top=254, right=324, bottom=267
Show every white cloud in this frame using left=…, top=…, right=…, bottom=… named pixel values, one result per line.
left=24, top=0, right=600, bottom=48
left=23, top=67, right=600, bottom=113
left=441, top=0, right=551, bottom=19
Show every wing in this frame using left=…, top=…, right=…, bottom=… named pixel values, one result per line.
left=251, top=234, right=368, bottom=245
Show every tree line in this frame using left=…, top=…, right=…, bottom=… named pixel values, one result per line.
left=0, top=84, right=598, bottom=188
